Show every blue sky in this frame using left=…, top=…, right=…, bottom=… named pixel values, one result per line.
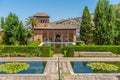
left=0, top=0, right=120, bottom=22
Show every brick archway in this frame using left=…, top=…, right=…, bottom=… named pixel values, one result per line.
left=55, top=34, right=61, bottom=42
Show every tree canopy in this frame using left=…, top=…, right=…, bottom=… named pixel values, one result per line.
left=26, top=16, right=39, bottom=31
left=1, top=13, right=32, bottom=45
left=93, top=0, right=116, bottom=45
left=114, top=3, right=120, bottom=45
left=80, top=6, right=93, bottom=44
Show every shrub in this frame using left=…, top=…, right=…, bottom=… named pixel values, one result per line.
left=76, top=41, right=85, bottom=46
left=74, top=46, right=120, bottom=54
left=0, top=62, right=30, bottom=74
left=0, top=46, right=54, bottom=57
left=29, top=41, right=41, bottom=46
left=0, top=36, right=3, bottom=45
left=41, top=47, right=51, bottom=57
left=66, top=48, right=74, bottom=57
left=87, top=62, right=119, bottom=73
left=62, top=46, right=120, bottom=57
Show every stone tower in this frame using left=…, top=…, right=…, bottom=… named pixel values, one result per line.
left=33, top=12, right=50, bottom=24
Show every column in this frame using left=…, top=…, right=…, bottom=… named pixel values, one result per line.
left=61, top=30, right=63, bottom=42
left=47, top=30, right=49, bottom=41
left=41, top=30, right=43, bottom=42
left=73, top=30, right=76, bottom=43
left=67, top=30, right=69, bottom=42
left=54, top=30, right=55, bottom=42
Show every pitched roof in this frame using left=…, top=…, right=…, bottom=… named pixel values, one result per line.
left=33, top=12, right=49, bottom=17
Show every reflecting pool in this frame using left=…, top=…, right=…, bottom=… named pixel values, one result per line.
left=0, top=61, right=46, bottom=74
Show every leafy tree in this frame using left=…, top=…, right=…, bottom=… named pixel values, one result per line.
left=80, top=6, right=93, bottom=44
left=26, top=16, right=39, bottom=30
left=26, top=16, right=39, bottom=41
left=0, top=17, right=4, bottom=28
left=14, top=22, right=33, bottom=45
left=1, top=13, right=32, bottom=45
left=114, top=3, right=120, bottom=44
left=94, top=0, right=116, bottom=45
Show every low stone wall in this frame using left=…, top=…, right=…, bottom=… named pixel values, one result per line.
left=74, top=52, right=116, bottom=57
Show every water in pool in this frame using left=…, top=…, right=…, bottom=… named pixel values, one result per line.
left=71, top=61, right=117, bottom=73
left=71, top=61, right=93, bottom=73
left=0, top=62, right=46, bottom=74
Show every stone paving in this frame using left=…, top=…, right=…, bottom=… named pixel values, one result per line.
left=74, top=52, right=116, bottom=57
left=0, top=55, right=120, bottom=80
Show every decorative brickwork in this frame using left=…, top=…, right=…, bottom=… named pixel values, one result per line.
left=33, top=12, right=78, bottom=42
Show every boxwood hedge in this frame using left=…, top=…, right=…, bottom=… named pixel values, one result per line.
left=62, top=46, right=120, bottom=57
left=0, top=46, right=54, bottom=57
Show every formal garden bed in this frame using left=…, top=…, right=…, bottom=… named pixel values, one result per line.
left=0, top=46, right=54, bottom=57
left=62, top=46, right=120, bottom=57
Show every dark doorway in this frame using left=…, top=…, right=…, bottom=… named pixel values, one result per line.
left=55, top=34, right=61, bottom=42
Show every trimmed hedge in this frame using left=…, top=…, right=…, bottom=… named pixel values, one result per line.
left=62, top=46, right=120, bottom=57
left=29, top=41, right=41, bottom=46
left=76, top=41, right=85, bottom=46
left=0, top=46, right=54, bottom=57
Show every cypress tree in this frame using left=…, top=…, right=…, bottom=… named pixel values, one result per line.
left=94, top=0, right=116, bottom=45
left=0, top=17, right=4, bottom=28
left=80, top=6, right=93, bottom=44
left=114, top=3, right=120, bottom=45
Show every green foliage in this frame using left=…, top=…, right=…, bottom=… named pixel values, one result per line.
left=29, top=41, right=41, bottom=46
left=107, top=62, right=120, bottom=73
left=0, top=36, right=3, bottom=45
left=0, top=62, right=30, bottom=74
left=94, top=0, right=117, bottom=45
left=1, top=13, right=33, bottom=45
left=80, top=6, right=93, bottom=44
left=64, top=47, right=74, bottom=57
left=87, top=62, right=119, bottom=72
left=26, top=16, right=39, bottom=41
left=26, top=16, right=39, bottom=29
left=0, top=17, right=4, bottom=28
left=114, top=3, right=120, bottom=45
left=62, top=46, right=120, bottom=57
left=0, top=46, right=54, bottom=57
left=76, top=41, right=85, bottom=46
left=50, top=48, right=54, bottom=57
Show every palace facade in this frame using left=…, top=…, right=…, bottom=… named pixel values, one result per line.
left=33, top=12, right=78, bottom=43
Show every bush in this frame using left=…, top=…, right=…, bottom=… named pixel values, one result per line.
left=29, top=41, right=41, bottom=46
left=76, top=41, right=85, bottom=46
left=74, top=46, right=120, bottom=54
left=87, top=62, right=119, bottom=73
left=0, top=46, right=54, bottom=57
left=62, top=46, right=69, bottom=57
left=63, top=47, right=74, bottom=57
left=0, top=62, right=30, bottom=74
left=0, top=36, right=3, bottom=45
left=41, top=47, right=53, bottom=57
left=62, top=46, right=120, bottom=57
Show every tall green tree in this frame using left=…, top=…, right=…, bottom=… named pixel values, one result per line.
left=26, top=16, right=39, bottom=41
left=80, top=6, right=93, bottom=44
left=114, top=3, right=120, bottom=44
left=0, top=17, right=4, bottom=28
left=1, top=13, right=32, bottom=45
left=26, top=16, right=38, bottom=32
left=94, top=0, right=116, bottom=45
